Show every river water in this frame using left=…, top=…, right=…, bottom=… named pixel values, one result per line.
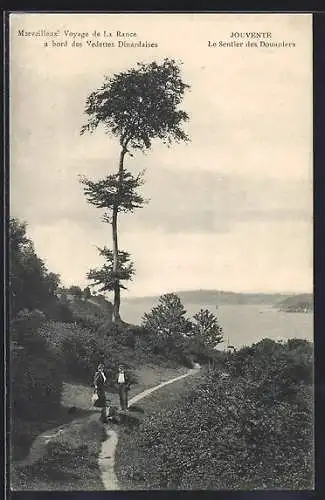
left=122, top=302, right=313, bottom=349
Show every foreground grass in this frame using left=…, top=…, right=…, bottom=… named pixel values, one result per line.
left=11, top=381, right=94, bottom=463
left=11, top=363, right=190, bottom=491
left=11, top=415, right=105, bottom=490
left=131, top=364, right=189, bottom=397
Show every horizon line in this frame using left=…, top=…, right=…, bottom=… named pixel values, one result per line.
left=121, top=287, right=313, bottom=300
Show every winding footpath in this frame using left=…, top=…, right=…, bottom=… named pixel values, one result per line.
left=13, top=367, right=199, bottom=490
left=98, top=366, right=200, bottom=490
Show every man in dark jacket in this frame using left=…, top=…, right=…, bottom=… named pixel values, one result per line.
left=117, top=365, right=131, bottom=411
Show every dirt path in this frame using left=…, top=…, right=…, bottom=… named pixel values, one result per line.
left=12, top=366, right=199, bottom=489
left=14, top=413, right=96, bottom=469
left=98, top=366, right=200, bottom=490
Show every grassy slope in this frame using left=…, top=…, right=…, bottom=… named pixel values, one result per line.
left=12, top=291, right=187, bottom=464
left=11, top=416, right=105, bottom=491
left=115, top=368, right=204, bottom=490
left=11, top=364, right=189, bottom=491
left=11, top=293, right=192, bottom=490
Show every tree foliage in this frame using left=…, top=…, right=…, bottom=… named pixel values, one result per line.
left=81, top=58, right=190, bottom=151
left=87, top=247, right=135, bottom=293
left=80, top=59, right=190, bottom=322
left=79, top=169, right=147, bottom=222
left=192, top=308, right=224, bottom=348
left=10, top=218, right=60, bottom=316
left=142, top=293, right=192, bottom=339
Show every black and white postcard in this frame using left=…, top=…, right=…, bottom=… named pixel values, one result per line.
left=8, top=12, right=313, bottom=491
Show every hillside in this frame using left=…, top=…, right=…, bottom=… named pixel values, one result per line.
left=177, top=290, right=293, bottom=305
left=68, top=294, right=113, bottom=320
left=275, top=293, right=313, bottom=313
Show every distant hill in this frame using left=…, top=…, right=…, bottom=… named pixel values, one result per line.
left=120, top=289, right=312, bottom=324
left=124, top=290, right=294, bottom=307
left=275, top=294, right=313, bottom=313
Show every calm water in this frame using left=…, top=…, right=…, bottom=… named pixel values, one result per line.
left=121, top=302, right=313, bottom=349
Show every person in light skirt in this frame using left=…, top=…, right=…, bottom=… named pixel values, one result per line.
left=117, top=365, right=131, bottom=411
left=94, top=363, right=107, bottom=422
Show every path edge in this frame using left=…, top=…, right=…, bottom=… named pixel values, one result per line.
left=98, top=367, right=200, bottom=490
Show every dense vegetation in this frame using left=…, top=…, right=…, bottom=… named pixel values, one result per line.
left=116, top=338, right=313, bottom=490
left=10, top=218, right=60, bottom=317
left=10, top=217, right=223, bottom=460
left=10, top=216, right=313, bottom=491
left=10, top=218, right=65, bottom=442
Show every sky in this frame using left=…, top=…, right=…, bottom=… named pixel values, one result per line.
left=10, top=13, right=313, bottom=297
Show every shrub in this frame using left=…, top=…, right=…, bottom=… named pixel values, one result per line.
left=118, top=338, right=313, bottom=490
left=11, top=341, right=64, bottom=421
left=183, top=336, right=220, bottom=366
left=43, top=300, right=74, bottom=322
left=38, top=320, right=139, bottom=388
left=10, top=310, right=64, bottom=421
left=11, top=309, right=47, bottom=349
left=67, top=298, right=112, bottom=331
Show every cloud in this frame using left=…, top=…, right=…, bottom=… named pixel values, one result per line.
left=11, top=158, right=311, bottom=236
left=9, top=13, right=312, bottom=295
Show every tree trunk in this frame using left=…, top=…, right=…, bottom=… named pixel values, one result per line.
left=112, top=147, right=126, bottom=323
left=112, top=208, right=120, bottom=323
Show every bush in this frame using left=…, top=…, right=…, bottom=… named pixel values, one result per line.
left=118, top=338, right=313, bottom=490
left=11, top=348, right=64, bottom=420
left=37, top=291, right=199, bottom=374
left=43, top=300, right=74, bottom=322
left=224, top=338, right=313, bottom=403
left=183, top=336, right=220, bottom=366
left=10, top=310, right=64, bottom=420
left=11, top=309, right=47, bottom=349
left=67, top=298, right=112, bottom=331
left=38, top=320, right=139, bottom=388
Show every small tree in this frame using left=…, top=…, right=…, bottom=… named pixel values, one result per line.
left=142, top=293, right=192, bottom=341
left=80, top=58, right=190, bottom=322
left=192, top=309, right=223, bottom=349
left=83, top=286, right=92, bottom=300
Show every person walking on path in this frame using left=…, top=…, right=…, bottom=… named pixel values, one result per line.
left=94, top=363, right=108, bottom=423
left=117, top=365, right=131, bottom=411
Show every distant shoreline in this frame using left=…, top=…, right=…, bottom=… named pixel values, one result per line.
left=122, top=290, right=313, bottom=307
